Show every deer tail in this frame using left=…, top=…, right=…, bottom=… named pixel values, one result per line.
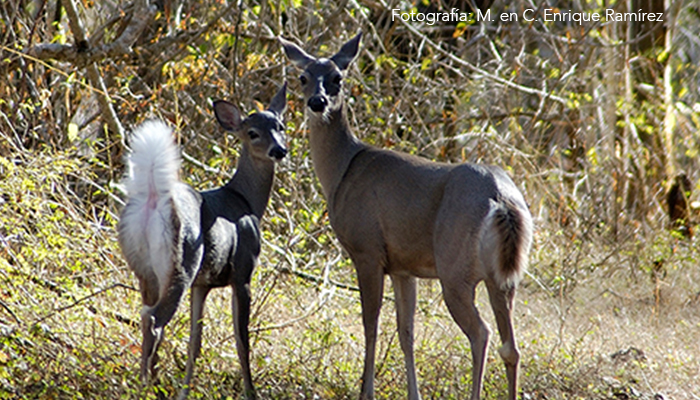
left=481, top=198, right=533, bottom=290
left=124, top=120, right=180, bottom=203
left=118, top=120, right=181, bottom=305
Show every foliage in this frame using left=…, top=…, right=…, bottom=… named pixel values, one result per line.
left=1, top=0, right=700, bottom=399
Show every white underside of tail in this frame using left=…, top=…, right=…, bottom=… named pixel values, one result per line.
left=120, top=120, right=181, bottom=302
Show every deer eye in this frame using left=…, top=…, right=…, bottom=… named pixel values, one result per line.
left=299, top=75, right=308, bottom=85
left=332, top=75, right=342, bottom=85
left=248, top=130, right=260, bottom=140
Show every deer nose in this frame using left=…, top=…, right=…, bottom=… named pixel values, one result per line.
left=269, top=146, right=287, bottom=160
left=308, top=96, right=327, bottom=112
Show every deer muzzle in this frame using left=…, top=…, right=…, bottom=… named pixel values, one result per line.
left=307, top=95, right=327, bottom=113
left=268, top=145, right=287, bottom=161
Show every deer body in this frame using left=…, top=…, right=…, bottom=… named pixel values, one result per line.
left=282, top=35, right=532, bottom=400
left=118, top=84, right=288, bottom=400
left=332, top=147, right=519, bottom=280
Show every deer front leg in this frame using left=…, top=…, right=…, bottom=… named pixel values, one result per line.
left=356, top=259, right=386, bottom=400
left=232, top=280, right=255, bottom=400
left=231, top=217, right=260, bottom=400
left=177, top=285, right=211, bottom=400
left=390, top=274, right=420, bottom=400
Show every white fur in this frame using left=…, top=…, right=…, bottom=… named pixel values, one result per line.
left=120, top=120, right=181, bottom=301
left=125, top=120, right=180, bottom=199
left=478, top=203, right=502, bottom=282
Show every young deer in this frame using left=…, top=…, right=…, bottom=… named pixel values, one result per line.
left=117, top=84, right=288, bottom=400
left=281, top=34, right=533, bottom=400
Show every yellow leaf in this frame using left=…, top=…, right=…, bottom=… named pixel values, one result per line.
left=67, top=123, right=79, bottom=142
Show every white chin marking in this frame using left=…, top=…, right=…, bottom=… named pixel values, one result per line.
left=308, top=107, right=331, bottom=123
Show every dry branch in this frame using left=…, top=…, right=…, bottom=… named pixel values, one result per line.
left=20, top=0, right=155, bottom=139
left=35, top=282, right=138, bottom=326
left=370, top=0, right=568, bottom=105
left=278, top=265, right=360, bottom=293
left=0, top=299, right=21, bottom=325
left=25, top=0, right=155, bottom=68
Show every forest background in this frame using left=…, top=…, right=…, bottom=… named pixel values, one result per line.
left=1, top=0, right=700, bottom=398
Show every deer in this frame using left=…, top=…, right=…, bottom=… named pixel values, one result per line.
left=280, top=33, right=533, bottom=400
left=117, top=83, right=288, bottom=400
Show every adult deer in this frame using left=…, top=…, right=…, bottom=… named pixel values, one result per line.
left=117, top=84, right=288, bottom=400
left=281, top=34, right=532, bottom=400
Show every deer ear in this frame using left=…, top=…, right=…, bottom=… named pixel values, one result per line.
left=280, top=37, right=315, bottom=69
left=267, top=82, right=287, bottom=116
left=213, top=100, right=242, bottom=132
left=331, top=32, right=362, bottom=71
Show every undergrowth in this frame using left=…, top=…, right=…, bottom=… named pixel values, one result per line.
left=1, top=142, right=698, bottom=399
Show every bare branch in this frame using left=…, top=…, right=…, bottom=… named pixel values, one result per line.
left=25, top=0, right=155, bottom=68
left=35, top=283, right=137, bottom=325
left=373, top=0, right=568, bottom=105
left=57, top=0, right=155, bottom=138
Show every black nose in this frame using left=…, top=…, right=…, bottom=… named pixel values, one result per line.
left=269, top=146, right=287, bottom=160
left=308, top=96, right=327, bottom=112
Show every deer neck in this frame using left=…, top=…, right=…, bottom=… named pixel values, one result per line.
left=307, top=100, right=364, bottom=201
left=226, top=145, right=275, bottom=219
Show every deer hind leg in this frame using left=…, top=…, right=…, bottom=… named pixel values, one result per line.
left=140, top=310, right=163, bottom=383
left=355, top=258, right=386, bottom=400
left=177, top=285, right=211, bottom=400
left=137, top=275, right=162, bottom=383
left=485, top=280, right=519, bottom=400
left=439, top=278, right=489, bottom=400
left=390, top=274, right=421, bottom=400
left=139, top=271, right=190, bottom=384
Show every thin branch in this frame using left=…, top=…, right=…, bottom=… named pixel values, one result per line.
left=24, top=0, right=155, bottom=68
left=1, top=46, right=108, bottom=97
left=0, top=299, right=22, bottom=325
left=373, top=0, right=568, bottom=105
left=35, top=283, right=137, bottom=325
left=145, top=0, right=239, bottom=72
left=181, top=150, right=223, bottom=174
left=250, top=293, right=328, bottom=334
left=278, top=265, right=360, bottom=293
left=18, top=0, right=155, bottom=139
left=232, top=0, right=244, bottom=95
left=61, top=0, right=131, bottom=138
